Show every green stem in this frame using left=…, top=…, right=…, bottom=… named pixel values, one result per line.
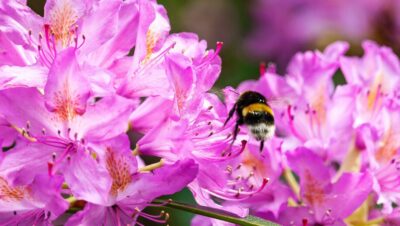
left=153, top=199, right=280, bottom=226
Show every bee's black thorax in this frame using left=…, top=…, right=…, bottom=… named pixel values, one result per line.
left=236, top=91, right=267, bottom=118
left=224, top=90, right=275, bottom=152
left=235, top=91, right=274, bottom=126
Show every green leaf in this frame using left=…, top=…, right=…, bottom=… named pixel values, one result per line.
left=153, top=199, right=280, bottom=226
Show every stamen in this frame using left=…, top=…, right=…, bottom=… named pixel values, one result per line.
left=225, top=165, right=233, bottom=174
left=133, top=208, right=170, bottom=224
left=287, top=105, right=306, bottom=141
left=196, top=42, right=223, bottom=69
left=44, top=24, right=54, bottom=55
left=11, top=125, right=36, bottom=142
left=136, top=42, right=176, bottom=75
left=259, top=62, right=266, bottom=76
left=221, top=140, right=247, bottom=159
left=37, top=45, right=52, bottom=68
left=206, top=178, right=269, bottom=201
left=47, top=162, right=54, bottom=176
left=77, top=35, right=86, bottom=49
left=37, top=136, right=69, bottom=148
left=214, top=41, right=223, bottom=57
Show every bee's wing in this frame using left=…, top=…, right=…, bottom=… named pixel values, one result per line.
left=267, top=97, right=291, bottom=110
left=209, top=87, right=240, bottom=102
left=209, top=88, right=225, bottom=100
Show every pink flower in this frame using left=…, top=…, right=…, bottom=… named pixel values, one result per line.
left=245, top=0, right=387, bottom=66
left=285, top=148, right=373, bottom=224
left=339, top=41, right=400, bottom=213
left=0, top=174, right=68, bottom=225
left=65, top=135, right=198, bottom=225
left=0, top=49, right=134, bottom=205
left=238, top=42, right=352, bottom=161
left=0, top=0, right=143, bottom=91
left=123, top=33, right=222, bottom=132
left=223, top=140, right=288, bottom=218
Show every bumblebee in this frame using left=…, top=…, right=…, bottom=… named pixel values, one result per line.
left=224, top=91, right=275, bottom=152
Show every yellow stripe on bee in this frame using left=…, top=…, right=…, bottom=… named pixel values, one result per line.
left=242, top=103, right=274, bottom=117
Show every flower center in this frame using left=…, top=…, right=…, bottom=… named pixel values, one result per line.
left=375, top=127, right=400, bottom=163
left=0, top=177, right=27, bottom=201
left=303, top=170, right=325, bottom=206
left=106, top=148, right=132, bottom=196
left=142, top=30, right=159, bottom=65
left=241, top=148, right=267, bottom=179
left=49, top=1, right=78, bottom=48
left=52, top=80, right=82, bottom=122
left=28, top=3, right=85, bottom=68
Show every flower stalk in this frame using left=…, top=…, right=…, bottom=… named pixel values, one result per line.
left=153, top=199, right=280, bottom=226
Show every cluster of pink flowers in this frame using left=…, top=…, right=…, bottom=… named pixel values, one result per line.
left=246, top=0, right=400, bottom=67
left=1, top=0, right=400, bottom=225
left=234, top=41, right=400, bottom=226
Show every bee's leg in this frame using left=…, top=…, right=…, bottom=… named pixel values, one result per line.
left=225, top=121, right=240, bottom=156
left=232, top=120, right=240, bottom=143
left=260, top=140, right=264, bottom=152
left=224, top=104, right=237, bottom=126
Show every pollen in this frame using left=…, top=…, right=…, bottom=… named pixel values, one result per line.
left=142, top=30, right=158, bottom=64
left=175, top=86, right=187, bottom=112
left=303, top=170, right=325, bottom=205
left=106, top=148, right=132, bottom=196
left=241, top=148, right=266, bottom=177
left=367, top=72, right=383, bottom=110
left=0, top=177, right=27, bottom=201
left=54, top=81, right=79, bottom=121
left=375, top=127, right=400, bottom=163
left=311, top=84, right=327, bottom=124
left=49, top=1, right=78, bottom=47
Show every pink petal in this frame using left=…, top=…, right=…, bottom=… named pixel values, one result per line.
left=0, top=64, right=47, bottom=90
left=0, top=142, right=52, bottom=185
left=71, top=95, right=134, bottom=141
left=0, top=88, right=61, bottom=136
left=44, top=48, right=91, bottom=121
left=62, top=152, right=112, bottom=205
left=80, top=1, right=140, bottom=67
left=0, top=0, right=42, bottom=66
left=129, top=96, right=173, bottom=132
left=324, top=172, right=372, bottom=219
left=120, top=159, right=198, bottom=203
